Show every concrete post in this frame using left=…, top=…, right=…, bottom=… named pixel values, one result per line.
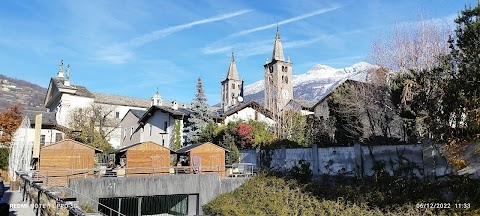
left=354, top=143, right=363, bottom=177
left=311, top=144, right=319, bottom=176
left=281, top=145, right=287, bottom=173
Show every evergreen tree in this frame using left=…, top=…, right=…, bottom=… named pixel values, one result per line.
left=440, top=4, right=480, bottom=169
left=185, top=77, right=212, bottom=144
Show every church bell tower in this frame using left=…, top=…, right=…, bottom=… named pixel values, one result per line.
left=221, top=51, right=243, bottom=113
left=264, top=26, right=293, bottom=113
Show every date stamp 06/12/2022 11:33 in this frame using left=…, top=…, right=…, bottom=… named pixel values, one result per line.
left=415, top=202, right=471, bottom=209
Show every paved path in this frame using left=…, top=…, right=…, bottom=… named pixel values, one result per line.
left=2, top=184, right=35, bottom=216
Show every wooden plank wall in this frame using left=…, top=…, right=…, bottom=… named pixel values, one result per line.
left=190, top=143, right=226, bottom=177
left=38, top=141, right=96, bottom=186
left=126, top=142, right=171, bottom=176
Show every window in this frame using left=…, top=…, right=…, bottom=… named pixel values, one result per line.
left=123, top=128, right=126, bottom=139
left=40, top=135, right=45, bottom=145
left=162, top=139, right=165, bottom=145
left=55, top=133, right=63, bottom=142
left=285, top=77, right=288, bottom=84
left=150, top=125, right=152, bottom=136
left=232, top=84, right=235, bottom=89
left=164, top=122, right=168, bottom=132
left=115, top=112, right=120, bottom=119
left=131, top=127, right=134, bottom=137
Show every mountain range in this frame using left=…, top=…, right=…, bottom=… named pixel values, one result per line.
left=243, top=62, right=376, bottom=105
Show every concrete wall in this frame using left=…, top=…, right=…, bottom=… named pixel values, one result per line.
left=241, top=143, right=454, bottom=177
left=69, top=174, right=247, bottom=215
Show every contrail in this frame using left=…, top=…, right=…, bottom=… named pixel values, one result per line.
left=228, top=5, right=343, bottom=38
left=127, top=9, right=253, bottom=47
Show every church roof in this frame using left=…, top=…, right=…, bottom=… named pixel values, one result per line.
left=93, top=92, right=151, bottom=108
left=272, top=26, right=285, bottom=61
left=226, top=51, right=239, bottom=80
left=51, top=77, right=95, bottom=98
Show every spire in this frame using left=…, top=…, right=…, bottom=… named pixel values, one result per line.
left=226, top=50, right=239, bottom=80
left=272, top=25, right=285, bottom=61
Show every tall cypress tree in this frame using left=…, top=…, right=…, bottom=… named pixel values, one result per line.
left=185, top=77, right=212, bottom=144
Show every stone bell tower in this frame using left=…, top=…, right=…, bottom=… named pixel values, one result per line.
left=264, top=26, right=293, bottom=113
left=221, top=51, right=243, bottom=113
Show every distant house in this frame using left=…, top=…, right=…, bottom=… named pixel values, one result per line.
left=119, top=102, right=190, bottom=148
left=24, top=111, right=65, bottom=146
left=221, top=101, right=275, bottom=125
left=284, top=99, right=316, bottom=116
left=309, top=79, right=368, bottom=119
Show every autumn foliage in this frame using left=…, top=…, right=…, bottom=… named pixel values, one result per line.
left=0, top=104, right=23, bottom=146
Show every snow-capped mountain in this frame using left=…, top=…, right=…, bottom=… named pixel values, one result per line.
left=243, top=62, right=377, bottom=105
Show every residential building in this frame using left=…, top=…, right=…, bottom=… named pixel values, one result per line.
left=221, top=101, right=275, bottom=125
left=120, top=101, right=190, bottom=148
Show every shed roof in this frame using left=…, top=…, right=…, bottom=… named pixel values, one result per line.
left=176, top=142, right=228, bottom=154
left=113, top=141, right=175, bottom=154
left=41, top=139, right=103, bottom=152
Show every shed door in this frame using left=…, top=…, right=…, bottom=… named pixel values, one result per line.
left=191, top=155, right=201, bottom=174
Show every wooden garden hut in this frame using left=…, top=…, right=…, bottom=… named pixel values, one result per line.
left=39, top=139, right=102, bottom=186
left=176, top=142, right=227, bottom=177
left=113, top=141, right=174, bottom=176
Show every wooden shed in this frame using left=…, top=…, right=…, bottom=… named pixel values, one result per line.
left=114, top=141, right=174, bottom=176
left=176, top=142, right=227, bottom=177
left=39, top=139, right=102, bottom=186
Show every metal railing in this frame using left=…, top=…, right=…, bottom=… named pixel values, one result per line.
left=31, top=164, right=256, bottom=184
left=17, top=170, right=126, bottom=216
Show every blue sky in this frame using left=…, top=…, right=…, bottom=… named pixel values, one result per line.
left=0, top=0, right=477, bottom=105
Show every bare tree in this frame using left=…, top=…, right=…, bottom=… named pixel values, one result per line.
left=68, top=104, right=118, bottom=151
left=370, top=14, right=451, bottom=72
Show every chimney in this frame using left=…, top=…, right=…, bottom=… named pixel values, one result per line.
left=172, top=100, right=178, bottom=110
